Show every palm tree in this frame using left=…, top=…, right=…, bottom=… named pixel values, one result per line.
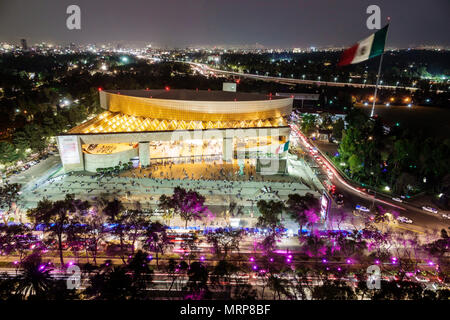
left=15, top=252, right=53, bottom=300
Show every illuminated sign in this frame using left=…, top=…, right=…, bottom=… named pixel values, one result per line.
left=320, top=193, right=330, bottom=220
left=58, top=136, right=80, bottom=164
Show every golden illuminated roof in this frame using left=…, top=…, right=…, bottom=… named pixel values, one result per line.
left=100, top=89, right=292, bottom=121
left=69, top=111, right=288, bottom=134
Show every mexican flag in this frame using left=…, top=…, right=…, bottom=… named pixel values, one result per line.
left=275, top=141, right=289, bottom=154
left=338, top=24, right=389, bottom=66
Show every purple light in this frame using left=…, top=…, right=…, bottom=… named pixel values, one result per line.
left=249, top=257, right=255, bottom=262
left=322, top=258, right=327, bottom=263
left=147, top=255, right=153, bottom=260
left=13, top=261, right=18, bottom=265
left=286, top=258, right=292, bottom=263
left=288, top=255, right=292, bottom=259
left=252, top=265, right=258, bottom=270
left=200, top=256, right=205, bottom=261
left=39, top=265, right=45, bottom=270
left=428, top=261, right=434, bottom=266
left=326, top=267, right=330, bottom=270
left=68, top=261, right=74, bottom=266
left=375, top=260, right=380, bottom=265
left=269, top=258, right=274, bottom=262
left=346, top=259, right=351, bottom=264
left=337, top=267, right=341, bottom=271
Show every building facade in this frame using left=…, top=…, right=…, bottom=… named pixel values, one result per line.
left=57, top=89, right=293, bottom=173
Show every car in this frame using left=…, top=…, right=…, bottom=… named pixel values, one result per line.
left=355, top=205, right=370, bottom=212
left=397, top=216, right=413, bottom=224
left=414, top=276, right=430, bottom=283
left=422, top=206, right=438, bottom=214
left=392, top=197, right=403, bottom=203
left=442, top=214, right=450, bottom=220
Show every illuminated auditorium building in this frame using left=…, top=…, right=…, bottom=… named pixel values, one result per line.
left=57, top=89, right=293, bottom=173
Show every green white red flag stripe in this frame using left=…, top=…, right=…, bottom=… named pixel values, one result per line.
left=338, top=24, right=389, bottom=66
left=275, top=141, right=289, bottom=154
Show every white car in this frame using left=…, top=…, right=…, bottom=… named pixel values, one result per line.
left=422, top=206, right=438, bottom=214
left=397, top=216, right=413, bottom=224
left=392, top=197, right=403, bottom=203
left=442, top=214, right=450, bottom=220
left=414, top=276, right=430, bottom=283
left=355, top=205, right=370, bottom=212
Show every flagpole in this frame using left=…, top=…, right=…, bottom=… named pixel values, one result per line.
left=370, top=18, right=390, bottom=118
left=370, top=53, right=384, bottom=118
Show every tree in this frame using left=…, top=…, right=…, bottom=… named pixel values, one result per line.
left=424, top=229, right=450, bottom=266
left=102, top=199, right=128, bottom=263
left=256, top=200, right=284, bottom=230
left=81, top=204, right=109, bottom=265
left=121, top=209, right=150, bottom=255
left=84, top=265, right=135, bottom=300
left=143, top=222, right=172, bottom=268
left=267, top=274, right=295, bottom=300
left=312, top=280, right=357, bottom=300
left=0, top=224, right=38, bottom=263
left=125, top=250, right=154, bottom=299
left=286, top=193, right=320, bottom=232
left=0, top=182, right=21, bottom=224
left=159, top=187, right=209, bottom=228
left=14, top=252, right=53, bottom=300
left=184, top=262, right=211, bottom=300
left=27, top=194, right=89, bottom=267
left=300, top=114, right=317, bottom=135
left=205, top=228, right=243, bottom=260
left=210, top=260, right=240, bottom=297
left=0, top=142, right=22, bottom=165
left=372, top=280, right=424, bottom=300
left=332, top=118, right=345, bottom=141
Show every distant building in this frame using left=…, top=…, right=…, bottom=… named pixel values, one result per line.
left=20, top=39, right=28, bottom=51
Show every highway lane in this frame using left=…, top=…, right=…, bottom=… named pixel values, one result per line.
left=187, top=62, right=426, bottom=92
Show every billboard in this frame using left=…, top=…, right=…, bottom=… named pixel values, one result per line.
left=320, top=193, right=331, bottom=220
left=58, top=136, right=80, bottom=164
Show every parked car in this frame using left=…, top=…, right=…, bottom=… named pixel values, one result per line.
left=392, top=197, right=403, bottom=203
left=442, top=214, right=450, bottom=220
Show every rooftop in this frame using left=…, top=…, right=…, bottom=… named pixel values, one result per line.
left=103, top=89, right=285, bottom=102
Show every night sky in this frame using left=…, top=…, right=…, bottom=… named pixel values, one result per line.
left=0, top=0, right=449, bottom=48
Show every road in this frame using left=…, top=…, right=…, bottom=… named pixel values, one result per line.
left=290, top=124, right=449, bottom=236
left=187, top=62, right=425, bottom=92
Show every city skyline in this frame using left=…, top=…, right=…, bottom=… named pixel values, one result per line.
left=1, top=0, right=449, bottom=48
